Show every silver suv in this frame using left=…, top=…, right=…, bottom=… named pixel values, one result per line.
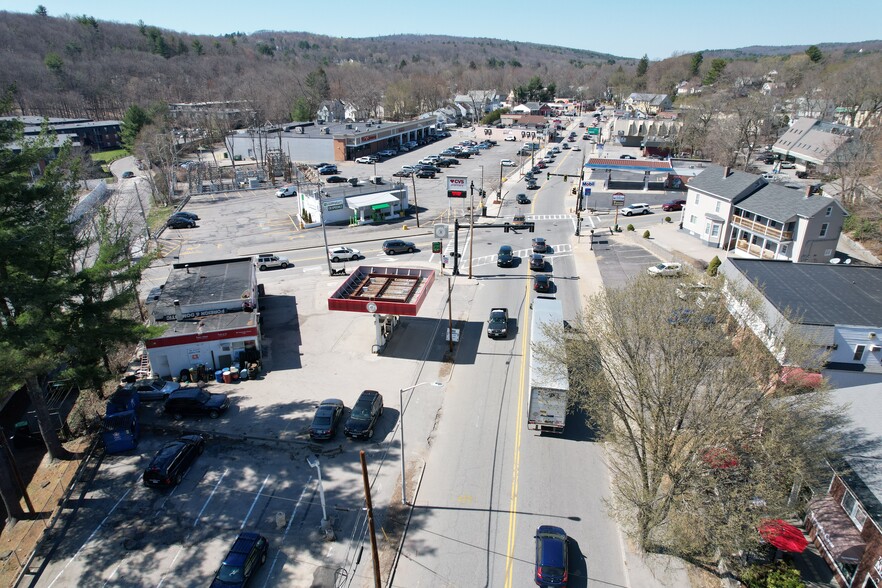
left=621, top=203, right=651, bottom=216
left=255, top=253, right=289, bottom=270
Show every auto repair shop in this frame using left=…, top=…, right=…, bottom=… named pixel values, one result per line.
left=145, top=257, right=262, bottom=378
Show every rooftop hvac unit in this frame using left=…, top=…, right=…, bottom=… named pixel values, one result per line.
left=345, top=123, right=352, bottom=130
left=321, top=127, right=330, bottom=134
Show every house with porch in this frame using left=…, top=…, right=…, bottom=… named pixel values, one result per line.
left=682, top=165, right=847, bottom=263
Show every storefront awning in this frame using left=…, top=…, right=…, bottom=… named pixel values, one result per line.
left=809, top=496, right=867, bottom=563
left=346, top=192, right=400, bottom=210
left=371, top=203, right=390, bottom=210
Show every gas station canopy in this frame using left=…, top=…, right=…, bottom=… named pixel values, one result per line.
left=584, top=158, right=675, bottom=173
left=327, top=266, right=435, bottom=316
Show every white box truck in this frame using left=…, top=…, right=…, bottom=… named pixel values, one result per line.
left=527, top=296, right=568, bottom=433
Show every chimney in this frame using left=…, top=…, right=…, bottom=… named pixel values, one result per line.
left=723, top=166, right=731, bottom=178
left=805, top=185, right=813, bottom=199
left=174, top=300, right=182, bottom=322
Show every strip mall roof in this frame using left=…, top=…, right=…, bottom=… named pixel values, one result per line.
left=585, top=158, right=675, bottom=172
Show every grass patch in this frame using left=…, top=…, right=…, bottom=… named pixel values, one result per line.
left=148, top=205, right=175, bottom=233
left=91, top=149, right=129, bottom=163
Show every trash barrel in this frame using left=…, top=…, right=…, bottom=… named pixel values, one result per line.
left=222, top=370, right=232, bottom=384
left=239, top=367, right=249, bottom=381
left=230, top=366, right=239, bottom=381
left=215, top=370, right=224, bottom=383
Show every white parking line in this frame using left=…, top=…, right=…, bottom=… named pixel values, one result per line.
left=194, top=468, right=227, bottom=527
left=263, top=477, right=313, bottom=588
left=47, top=489, right=131, bottom=588
left=241, top=474, right=272, bottom=529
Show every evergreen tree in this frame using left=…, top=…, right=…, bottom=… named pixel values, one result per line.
left=805, top=45, right=823, bottom=63
left=690, top=52, right=703, bottom=77
left=636, top=54, right=649, bottom=77
left=120, top=105, right=151, bottom=152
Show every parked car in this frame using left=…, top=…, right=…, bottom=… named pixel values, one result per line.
left=647, top=262, right=682, bottom=277
left=312, top=162, right=332, bottom=170
left=453, top=152, right=471, bottom=159
left=170, top=210, right=200, bottom=221
left=534, top=274, right=552, bottom=293
left=619, top=154, right=636, bottom=159
left=121, top=171, right=135, bottom=179
left=417, top=164, right=441, bottom=173
left=143, top=434, right=205, bottom=487
left=344, top=390, right=384, bottom=439
left=497, top=245, right=515, bottom=267
left=275, top=185, right=297, bottom=198
left=392, top=170, right=412, bottom=177
left=355, top=156, right=374, bottom=164
left=532, top=237, right=548, bottom=253
left=255, top=253, right=289, bottom=270
left=416, top=169, right=435, bottom=179
left=534, top=525, right=569, bottom=587
left=662, top=199, right=686, bottom=212
left=164, top=388, right=230, bottom=420
left=517, top=194, right=530, bottom=204
left=383, top=239, right=415, bottom=255
left=308, top=399, right=345, bottom=440
left=210, top=532, right=268, bottom=588
left=437, top=158, right=458, bottom=167
left=780, top=161, right=796, bottom=169
left=504, top=135, right=517, bottom=141
left=318, top=165, right=338, bottom=175
left=326, top=175, right=348, bottom=183
left=121, top=377, right=180, bottom=402
left=167, top=216, right=196, bottom=229
left=328, top=246, right=360, bottom=262
left=621, top=203, right=651, bottom=216
left=501, top=159, right=516, bottom=167
left=529, top=254, right=545, bottom=271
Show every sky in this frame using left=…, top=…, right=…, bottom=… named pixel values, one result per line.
left=3, top=0, right=881, bottom=60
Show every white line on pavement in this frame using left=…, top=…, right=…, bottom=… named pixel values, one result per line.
left=262, top=477, right=313, bottom=588
left=241, top=474, right=272, bottom=530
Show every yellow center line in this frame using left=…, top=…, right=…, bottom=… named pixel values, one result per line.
left=503, top=216, right=536, bottom=586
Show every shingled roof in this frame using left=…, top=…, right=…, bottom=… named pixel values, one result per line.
left=688, top=164, right=765, bottom=202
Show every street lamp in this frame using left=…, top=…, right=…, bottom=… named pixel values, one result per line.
left=306, top=455, right=335, bottom=540
left=400, top=381, right=444, bottom=504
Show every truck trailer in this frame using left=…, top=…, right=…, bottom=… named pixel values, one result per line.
left=527, top=296, right=569, bottom=433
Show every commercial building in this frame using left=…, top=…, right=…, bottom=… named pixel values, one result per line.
left=299, top=181, right=410, bottom=226
left=145, top=258, right=261, bottom=378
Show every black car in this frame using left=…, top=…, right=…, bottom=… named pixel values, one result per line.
left=392, top=170, right=413, bottom=177
left=326, top=175, right=348, bottom=183
left=211, top=532, right=268, bottom=588
left=497, top=245, right=515, bottom=267
left=318, top=165, right=338, bottom=175
left=345, top=390, right=384, bottom=439
left=534, top=525, right=568, bottom=587
left=517, top=194, right=530, bottom=205
left=529, top=254, right=545, bottom=271
left=143, top=434, right=205, bottom=487
left=527, top=181, right=539, bottom=190
left=170, top=210, right=200, bottom=221
left=383, top=239, right=415, bottom=255
left=416, top=169, right=436, bottom=179
left=309, top=399, right=345, bottom=440
left=532, top=237, right=548, bottom=253
left=167, top=216, right=196, bottom=229
left=437, top=158, right=458, bottom=167
left=534, top=274, right=552, bottom=293
left=417, top=164, right=441, bottom=173
left=164, top=388, right=229, bottom=420
left=531, top=166, right=541, bottom=174
left=452, top=152, right=471, bottom=159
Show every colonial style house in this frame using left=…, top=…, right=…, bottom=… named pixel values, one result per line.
left=453, top=90, right=503, bottom=122
left=624, top=93, right=672, bottom=115
left=681, top=165, right=847, bottom=263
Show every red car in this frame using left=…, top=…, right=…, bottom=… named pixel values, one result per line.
left=536, top=161, right=547, bottom=169
left=662, top=199, right=686, bottom=212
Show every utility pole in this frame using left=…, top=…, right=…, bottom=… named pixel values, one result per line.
left=360, top=451, right=382, bottom=588
left=410, top=174, right=420, bottom=228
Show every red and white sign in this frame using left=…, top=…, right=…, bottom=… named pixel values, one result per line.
left=447, top=175, right=467, bottom=199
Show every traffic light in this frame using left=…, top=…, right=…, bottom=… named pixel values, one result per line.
left=528, top=223, right=535, bottom=233
left=432, top=241, right=441, bottom=253
left=564, top=175, right=568, bottom=182
left=547, top=172, right=551, bottom=180
left=504, top=223, right=510, bottom=233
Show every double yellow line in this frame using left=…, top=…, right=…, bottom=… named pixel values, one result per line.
left=503, top=230, right=535, bottom=586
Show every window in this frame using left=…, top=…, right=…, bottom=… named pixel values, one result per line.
left=711, top=224, right=720, bottom=237
left=694, top=193, right=700, bottom=205
left=781, top=244, right=788, bottom=254
left=690, top=215, right=697, bottom=224
left=854, top=345, right=866, bottom=361
left=820, top=223, right=829, bottom=237
left=705, top=222, right=711, bottom=235
left=826, top=206, right=833, bottom=217
left=715, top=201, right=721, bottom=213
left=841, top=489, right=868, bottom=530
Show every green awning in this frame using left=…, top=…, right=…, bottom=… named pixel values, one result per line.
left=371, top=203, right=390, bottom=210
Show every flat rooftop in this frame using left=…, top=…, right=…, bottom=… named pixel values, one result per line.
left=153, top=257, right=254, bottom=320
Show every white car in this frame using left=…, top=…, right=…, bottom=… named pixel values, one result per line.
left=504, top=135, right=517, bottom=141
left=647, top=262, right=682, bottom=277
left=500, top=159, right=516, bottom=167
left=355, top=156, right=373, bottom=164
left=275, top=185, right=297, bottom=198
left=328, top=246, right=361, bottom=262
left=621, top=203, right=651, bottom=216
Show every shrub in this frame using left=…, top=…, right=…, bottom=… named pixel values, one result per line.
left=627, top=224, right=635, bottom=231
left=664, top=216, right=672, bottom=223
left=642, top=230, right=651, bottom=239
left=707, top=255, right=722, bottom=276
left=740, top=562, right=803, bottom=588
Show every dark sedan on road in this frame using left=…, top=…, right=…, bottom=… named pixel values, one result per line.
left=166, top=216, right=196, bottom=229
left=534, top=525, right=569, bottom=587
left=529, top=254, right=545, bottom=271
left=497, top=245, right=515, bottom=267
left=143, top=434, right=205, bottom=488
left=517, top=194, right=530, bottom=204
left=344, top=390, right=384, bottom=439
left=309, top=399, right=345, bottom=440
left=534, top=274, right=552, bottom=293
left=532, top=237, right=548, bottom=253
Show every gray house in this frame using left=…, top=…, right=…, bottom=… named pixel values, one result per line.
left=682, top=165, right=848, bottom=263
